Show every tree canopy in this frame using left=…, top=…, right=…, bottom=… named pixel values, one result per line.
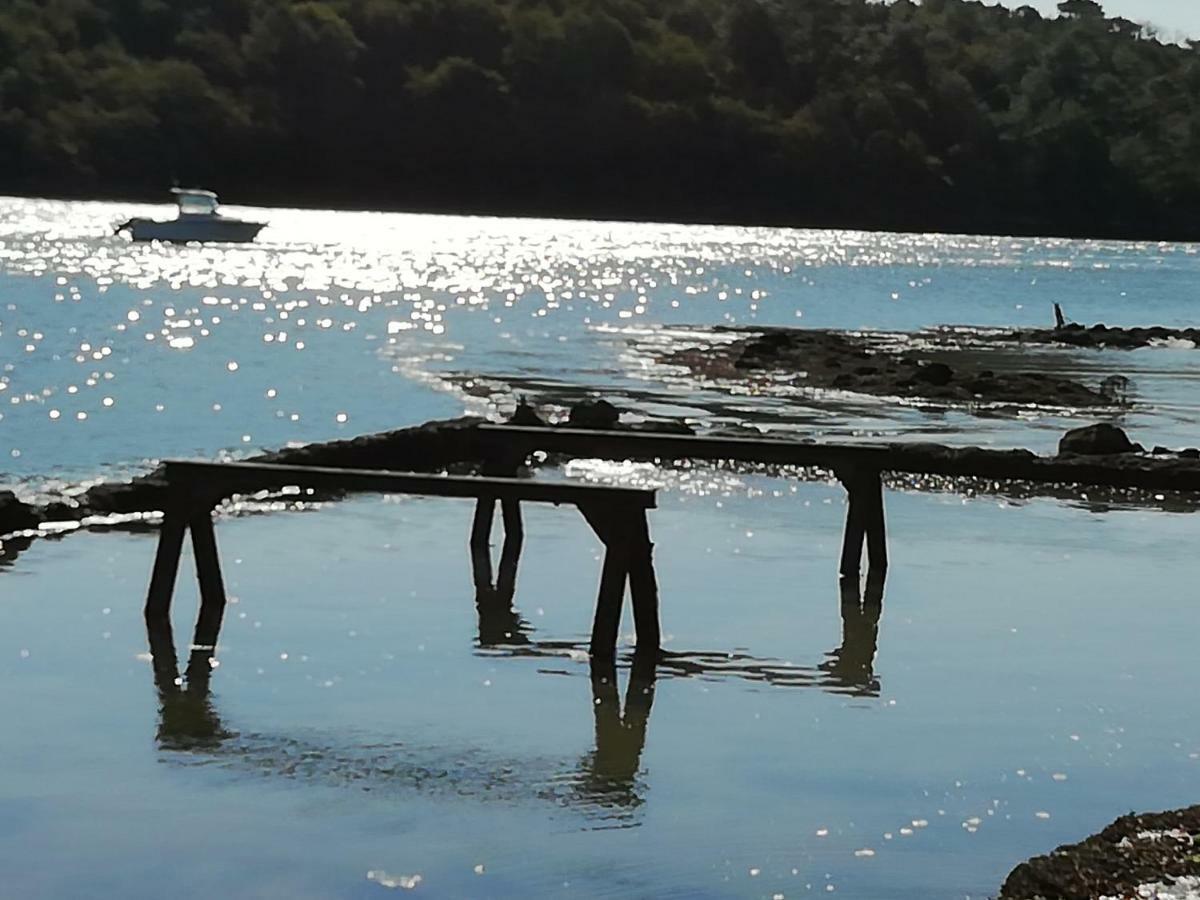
left=2, top=0, right=1198, bottom=238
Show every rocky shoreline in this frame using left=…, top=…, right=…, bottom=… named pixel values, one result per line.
left=664, top=327, right=1128, bottom=408
left=985, top=323, right=1200, bottom=351
left=0, top=402, right=682, bottom=539
left=1001, top=805, right=1200, bottom=900
left=6, top=407, right=1200, bottom=544
left=0, top=416, right=489, bottom=539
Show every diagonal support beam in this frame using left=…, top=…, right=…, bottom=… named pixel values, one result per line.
left=189, top=506, right=227, bottom=650
left=145, top=498, right=189, bottom=623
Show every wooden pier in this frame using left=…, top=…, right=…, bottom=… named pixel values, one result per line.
left=144, top=460, right=659, bottom=661
left=476, top=424, right=1200, bottom=580
left=145, top=424, right=1200, bottom=665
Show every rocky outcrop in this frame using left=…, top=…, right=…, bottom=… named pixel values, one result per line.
left=999, top=323, right=1200, bottom=350
left=1057, top=423, right=1140, bottom=456
left=566, top=399, right=621, bottom=430
left=0, top=407, right=700, bottom=540
left=0, top=490, right=41, bottom=535
left=667, top=327, right=1121, bottom=409
left=0, top=417, right=487, bottom=538
left=1001, top=805, right=1200, bottom=900
left=7, top=411, right=1200, bottom=548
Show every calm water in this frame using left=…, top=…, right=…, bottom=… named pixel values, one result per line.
left=2, top=198, right=1199, bottom=898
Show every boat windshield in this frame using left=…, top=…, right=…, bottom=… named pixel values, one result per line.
left=173, top=190, right=219, bottom=216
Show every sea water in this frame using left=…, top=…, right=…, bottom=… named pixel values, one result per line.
left=1, top=197, right=1198, bottom=898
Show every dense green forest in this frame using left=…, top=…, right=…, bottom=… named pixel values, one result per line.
left=2, top=0, right=1199, bottom=237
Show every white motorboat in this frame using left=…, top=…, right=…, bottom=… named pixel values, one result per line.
left=116, top=189, right=266, bottom=242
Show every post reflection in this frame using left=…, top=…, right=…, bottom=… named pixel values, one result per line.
left=572, top=652, right=657, bottom=814
left=146, top=618, right=231, bottom=751
left=818, top=572, right=884, bottom=696
left=471, top=520, right=532, bottom=647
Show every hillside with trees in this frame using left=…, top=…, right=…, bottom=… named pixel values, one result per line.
left=2, top=0, right=1199, bottom=238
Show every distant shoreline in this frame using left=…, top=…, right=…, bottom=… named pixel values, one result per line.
left=3, top=188, right=1196, bottom=246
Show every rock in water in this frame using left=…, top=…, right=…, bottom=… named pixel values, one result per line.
left=0, top=490, right=41, bottom=536
left=913, top=362, right=954, bottom=386
left=567, top=399, right=620, bottom=429
left=1057, top=423, right=1137, bottom=456
left=509, top=395, right=547, bottom=426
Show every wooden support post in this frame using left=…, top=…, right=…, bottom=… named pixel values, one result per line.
left=470, top=500, right=496, bottom=594
left=145, top=500, right=189, bottom=623
left=580, top=502, right=660, bottom=660
left=500, top=498, right=523, bottom=544
left=839, top=474, right=867, bottom=578
left=470, top=498, right=496, bottom=551
left=495, top=528, right=523, bottom=602
left=580, top=503, right=630, bottom=660
left=591, top=535, right=630, bottom=660
left=626, top=509, right=661, bottom=657
left=189, top=506, right=227, bottom=650
left=838, top=468, right=887, bottom=578
left=863, top=471, right=887, bottom=575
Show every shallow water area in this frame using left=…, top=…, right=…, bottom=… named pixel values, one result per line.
left=3, top=484, right=1200, bottom=898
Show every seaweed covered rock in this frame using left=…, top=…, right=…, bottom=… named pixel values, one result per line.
left=913, top=362, right=954, bottom=386
left=1058, top=423, right=1138, bottom=456
left=668, top=326, right=1121, bottom=409
left=256, top=416, right=486, bottom=470
left=567, top=399, right=621, bottom=430
left=1000, top=805, right=1200, bottom=900
left=508, top=396, right=548, bottom=426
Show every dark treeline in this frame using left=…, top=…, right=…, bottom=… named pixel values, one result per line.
left=2, top=0, right=1199, bottom=238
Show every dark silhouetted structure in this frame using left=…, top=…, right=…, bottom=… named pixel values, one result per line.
left=144, top=460, right=659, bottom=661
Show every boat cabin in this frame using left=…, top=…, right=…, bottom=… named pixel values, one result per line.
left=172, top=188, right=221, bottom=217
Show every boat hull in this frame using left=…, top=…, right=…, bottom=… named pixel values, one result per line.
left=125, top=216, right=265, bottom=243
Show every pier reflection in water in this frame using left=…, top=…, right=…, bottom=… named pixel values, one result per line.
left=146, top=618, right=230, bottom=752
left=142, top=536, right=885, bottom=823
left=470, top=526, right=886, bottom=697
left=143, top=613, right=658, bottom=819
